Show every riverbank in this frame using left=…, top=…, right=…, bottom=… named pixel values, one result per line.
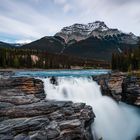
left=0, top=68, right=111, bottom=72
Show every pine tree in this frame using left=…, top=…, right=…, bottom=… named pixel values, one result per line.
left=13, top=56, right=20, bottom=68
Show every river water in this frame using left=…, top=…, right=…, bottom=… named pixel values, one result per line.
left=14, top=70, right=140, bottom=140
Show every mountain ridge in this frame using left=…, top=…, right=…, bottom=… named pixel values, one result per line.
left=1, top=21, right=139, bottom=61
left=55, top=21, right=139, bottom=44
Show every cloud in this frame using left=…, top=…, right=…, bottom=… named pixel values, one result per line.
left=0, top=15, right=41, bottom=38
left=15, top=39, right=33, bottom=44
left=73, top=0, right=140, bottom=35
left=0, top=0, right=140, bottom=43
left=54, top=0, right=67, bottom=5
left=0, top=0, right=61, bottom=41
left=108, top=0, right=140, bottom=5
left=63, top=4, right=73, bottom=13
left=53, top=0, right=73, bottom=13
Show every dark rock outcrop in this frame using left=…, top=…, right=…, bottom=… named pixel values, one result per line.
left=0, top=77, right=95, bottom=140
left=93, top=72, right=125, bottom=102
left=121, top=76, right=140, bottom=106
left=93, top=72, right=140, bottom=107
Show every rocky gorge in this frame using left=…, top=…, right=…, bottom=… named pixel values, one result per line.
left=0, top=74, right=95, bottom=140
left=0, top=71, right=140, bottom=140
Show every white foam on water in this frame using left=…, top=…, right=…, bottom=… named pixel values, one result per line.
left=42, top=77, right=140, bottom=140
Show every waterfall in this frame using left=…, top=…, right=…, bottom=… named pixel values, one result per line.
left=43, top=77, right=140, bottom=140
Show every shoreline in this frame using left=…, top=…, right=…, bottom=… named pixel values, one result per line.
left=0, top=68, right=111, bottom=72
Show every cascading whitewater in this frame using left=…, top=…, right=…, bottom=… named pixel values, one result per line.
left=43, top=77, right=140, bottom=140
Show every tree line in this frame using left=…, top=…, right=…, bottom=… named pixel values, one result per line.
left=0, top=48, right=109, bottom=69
left=111, top=44, right=140, bottom=72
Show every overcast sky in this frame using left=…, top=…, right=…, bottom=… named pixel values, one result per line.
left=0, top=0, right=140, bottom=43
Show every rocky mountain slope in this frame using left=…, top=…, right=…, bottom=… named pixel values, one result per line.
left=0, top=41, right=14, bottom=48
left=63, top=35, right=137, bottom=60
left=55, top=21, right=138, bottom=45
left=22, top=36, right=65, bottom=53
left=0, top=41, right=22, bottom=48
left=56, top=21, right=139, bottom=60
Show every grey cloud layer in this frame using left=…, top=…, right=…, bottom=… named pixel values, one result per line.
left=0, top=0, right=140, bottom=42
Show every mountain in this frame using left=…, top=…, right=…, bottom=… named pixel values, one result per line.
left=0, top=41, right=23, bottom=48
left=55, top=21, right=138, bottom=45
left=23, top=36, right=65, bottom=53
left=21, top=21, right=139, bottom=61
left=63, top=36, right=137, bottom=60
left=55, top=21, right=139, bottom=60
left=0, top=41, right=14, bottom=48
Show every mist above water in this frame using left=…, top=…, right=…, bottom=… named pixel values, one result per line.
left=43, top=77, right=140, bottom=140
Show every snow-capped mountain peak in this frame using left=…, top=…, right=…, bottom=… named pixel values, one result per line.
left=87, top=21, right=109, bottom=31
left=59, top=21, right=109, bottom=35
left=55, top=21, right=138, bottom=44
left=55, top=21, right=118, bottom=43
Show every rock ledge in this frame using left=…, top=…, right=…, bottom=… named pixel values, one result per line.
left=0, top=77, right=95, bottom=140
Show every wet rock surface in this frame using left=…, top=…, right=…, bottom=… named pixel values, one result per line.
left=0, top=77, right=95, bottom=140
left=93, top=72, right=140, bottom=107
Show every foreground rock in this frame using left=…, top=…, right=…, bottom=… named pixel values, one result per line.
left=0, top=77, right=45, bottom=106
left=0, top=77, right=95, bottom=140
left=93, top=72, right=140, bottom=107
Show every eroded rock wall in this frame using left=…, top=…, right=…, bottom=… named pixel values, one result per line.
left=0, top=77, right=95, bottom=140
